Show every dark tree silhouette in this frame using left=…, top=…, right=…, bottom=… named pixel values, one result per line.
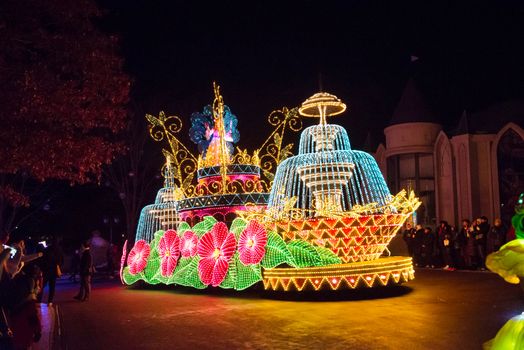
left=0, top=0, right=131, bottom=232
left=103, top=102, right=163, bottom=241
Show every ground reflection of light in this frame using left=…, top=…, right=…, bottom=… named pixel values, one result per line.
left=38, top=303, right=53, bottom=349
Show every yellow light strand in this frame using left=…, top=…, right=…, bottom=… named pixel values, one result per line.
left=262, top=256, right=414, bottom=291
left=211, top=82, right=229, bottom=194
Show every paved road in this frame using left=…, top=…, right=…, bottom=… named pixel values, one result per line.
left=53, top=269, right=524, bottom=349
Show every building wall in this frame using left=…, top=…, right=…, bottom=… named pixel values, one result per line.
left=471, top=135, right=496, bottom=220
left=381, top=122, right=441, bottom=226
left=384, top=122, right=442, bottom=157
left=450, top=135, right=472, bottom=223
left=434, top=132, right=456, bottom=225
left=450, top=134, right=497, bottom=223
left=491, top=123, right=524, bottom=223
left=376, top=122, right=523, bottom=228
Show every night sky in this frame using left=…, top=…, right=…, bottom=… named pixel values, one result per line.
left=19, top=0, right=524, bottom=244
left=99, top=0, right=524, bottom=148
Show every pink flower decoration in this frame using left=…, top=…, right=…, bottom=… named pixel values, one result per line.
left=180, top=231, right=198, bottom=257
left=238, top=220, right=268, bottom=265
left=127, top=240, right=150, bottom=275
left=158, top=230, right=180, bottom=277
left=197, top=222, right=236, bottom=286
left=119, top=240, right=128, bottom=284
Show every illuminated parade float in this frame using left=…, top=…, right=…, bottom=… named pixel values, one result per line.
left=121, top=83, right=421, bottom=292
left=484, top=193, right=524, bottom=349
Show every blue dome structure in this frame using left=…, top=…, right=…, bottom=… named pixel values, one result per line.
left=268, top=111, right=392, bottom=218
left=134, top=162, right=179, bottom=242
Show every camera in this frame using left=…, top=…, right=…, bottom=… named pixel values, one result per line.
left=2, top=244, right=17, bottom=258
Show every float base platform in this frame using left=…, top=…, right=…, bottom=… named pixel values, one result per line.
left=262, top=256, right=414, bottom=291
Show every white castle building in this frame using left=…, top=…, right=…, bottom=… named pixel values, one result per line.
left=373, top=79, right=524, bottom=227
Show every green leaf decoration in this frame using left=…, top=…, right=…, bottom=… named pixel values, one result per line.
left=261, top=231, right=295, bottom=268
left=169, top=256, right=206, bottom=289
left=149, top=245, right=160, bottom=260
left=192, top=218, right=216, bottom=237
left=230, top=218, right=248, bottom=239
left=287, top=240, right=321, bottom=268
left=152, top=259, right=175, bottom=284
left=235, top=255, right=262, bottom=290
left=177, top=222, right=191, bottom=236
left=315, top=246, right=342, bottom=265
left=122, top=266, right=142, bottom=285
left=148, top=233, right=163, bottom=257
left=177, top=256, right=193, bottom=270
left=170, top=257, right=194, bottom=286
left=183, top=257, right=206, bottom=289
left=219, top=255, right=237, bottom=289
left=143, top=256, right=161, bottom=283
left=153, top=230, right=165, bottom=240
left=167, top=258, right=189, bottom=284
left=151, top=270, right=169, bottom=284
left=203, top=216, right=218, bottom=226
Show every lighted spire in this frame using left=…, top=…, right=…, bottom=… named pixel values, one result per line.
left=163, top=155, right=176, bottom=188
left=212, top=82, right=229, bottom=193
left=298, top=92, right=347, bottom=125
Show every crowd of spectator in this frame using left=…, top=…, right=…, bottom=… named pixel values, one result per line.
left=0, top=230, right=77, bottom=349
left=402, top=216, right=509, bottom=271
left=1, top=231, right=45, bottom=349
left=1, top=227, right=100, bottom=349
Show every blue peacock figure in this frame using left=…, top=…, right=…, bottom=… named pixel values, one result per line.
left=188, top=104, right=240, bottom=164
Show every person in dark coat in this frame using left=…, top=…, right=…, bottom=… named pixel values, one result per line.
left=402, top=223, right=415, bottom=258
left=437, top=221, right=454, bottom=270
left=450, top=226, right=463, bottom=269
left=37, top=237, right=63, bottom=306
left=487, top=218, right=506, bottom=254
left=421, top=227, right=436, bottom=268
left=74, top=240, right=93, bottom=302
left=474, top=216, right=489, bottom=269
left=412, top=224, right=425, bottom=267
left=463, top=220, right=477, bottom=269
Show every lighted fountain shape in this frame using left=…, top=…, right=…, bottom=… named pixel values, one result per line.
left=261, top=92, right=420, bottom=291
left=268, top=94, right=394, bottom=262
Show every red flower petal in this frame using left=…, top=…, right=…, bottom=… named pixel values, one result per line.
left=180, top=231, right=198, bottom=257
left=198, top=229, right=217, bottom=259
left=161, top=255, right=178, bottom=277
left=238, top=221, right=267, bottom=265
left=198, top=257, right=216, bottom=285
left=127, top=240, right=150, bottom=275
left=198, top=257, right=230, bottom=287
left=163, top=229, right=178, bottom=248
left=212, top=223, right=229, bottom=247
left=158, top=230, right=180, bottom=276
left=197, top=222, right=236, bottom=286
left=210, top=258, right=230, bottom=287
left=220, top=230, right=237, bottom=262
